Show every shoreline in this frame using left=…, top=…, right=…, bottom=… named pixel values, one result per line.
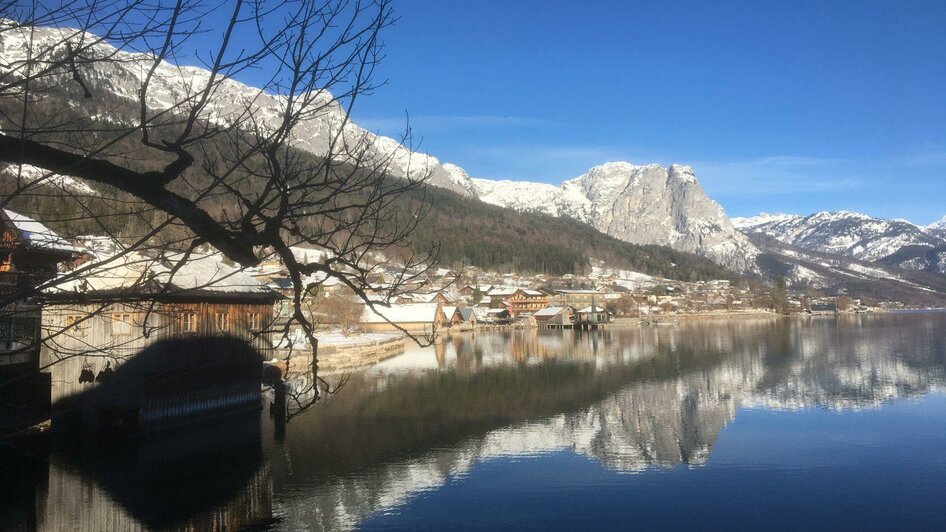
left=288, top=309, right=909, bottom=375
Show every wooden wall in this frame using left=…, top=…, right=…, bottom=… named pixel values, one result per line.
left=40, top=299, right=274, bottom=430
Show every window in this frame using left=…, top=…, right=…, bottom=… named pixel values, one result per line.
left=181, top=312, right=198, bottom=333
left=215, top=312, right=231, bottom=332
left=64, top=315, right=89, bottom=336
left=111, top=314, right=133, bottom=336
left=248, top=312, right=261, bottom=331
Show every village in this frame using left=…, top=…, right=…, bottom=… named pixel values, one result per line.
left=258, top=247, right=880, bottom=341
left=1, top=208, right=886, bottom=435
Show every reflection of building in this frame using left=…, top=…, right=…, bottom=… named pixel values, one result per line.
left=267, top=330, right=750, bottom=530
left=41, top=251, right=279, bottom=431
left=1, top=209, right=78, bottom=432
left=35, top=414, right=274, bottom=531
left=13, top=315, right=944, bottom=530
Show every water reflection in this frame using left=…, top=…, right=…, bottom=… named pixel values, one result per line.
left=6, top=312, right=946, bottom=530
left=264, top=313, right=946, bottom=529
left=2, top=414, right=275, bottom=531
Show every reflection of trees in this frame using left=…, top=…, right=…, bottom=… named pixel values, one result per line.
left=265, top=322, right=769, bottom=529
left=11, top=314, right=946, bottom=531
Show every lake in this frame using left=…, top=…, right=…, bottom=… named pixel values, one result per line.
left=4, top=312, right=946, bottom=531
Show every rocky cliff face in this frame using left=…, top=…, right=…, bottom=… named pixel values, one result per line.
left=456, top=162, right=758, bottom=271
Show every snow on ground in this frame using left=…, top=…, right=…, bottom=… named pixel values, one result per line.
left=845, top=262, right=893, bottom=279
left=319, top=330, right=402, bottom=346
left=591, top=264, right=662, bottom=290
left=731, top=212, right=800, bottom=229
left=789, top=264, right=825, bottom=285
left=1, top=163, right=98, bottom=196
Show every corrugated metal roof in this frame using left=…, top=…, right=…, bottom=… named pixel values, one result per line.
left=361, top=303, right=441, bottom=324
left=533, top=306, right=568, bottom=317
left=49, top=250, right=275, bottom=298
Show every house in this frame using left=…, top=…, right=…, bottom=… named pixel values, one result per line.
left=508, top=289, right=549, bottom=318
left=809, top=302, right=838, bottom=315
left=459, top=284, right=492, bottom=297
left=477, top=307, right=510, bottom=324
left=551, top=288, right=604, bottom=308
left=532, top=306, right=573, bottom=328
left=1, top=210, right=80, bottom=432
left=575, top=304, right=612, bottom=324
left=444, top=306, right=477, bottom=330
left=40, top=250, right=280, bottom=432
left=360, top=303, right=447, bottom=334
left=442, top=305, right=460, bottom=327
left=266, top=276, right=295, bottom=297
left=456, top=307, right=477, bottom=328
left=402, top=291, right=451, bottom=305
left=486, top=287, right=549, bottom=318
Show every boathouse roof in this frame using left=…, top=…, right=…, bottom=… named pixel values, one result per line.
left=47, top=250, right=279, bottom=302
left=361, top=303, right=442, bottom=324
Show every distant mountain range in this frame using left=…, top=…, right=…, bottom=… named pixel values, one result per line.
left=733, top=211, right=946, bottom=275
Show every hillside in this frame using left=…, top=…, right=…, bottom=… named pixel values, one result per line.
left=446, top=162, right=758, bottom=271
left=747, top=233, right=946, bottom=305
left=0, top=158, right=736, bottom=281
left=400, top=184, right=737, bottom=279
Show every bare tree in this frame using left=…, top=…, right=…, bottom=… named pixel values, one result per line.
left=0, top=0, right=441, bottom=409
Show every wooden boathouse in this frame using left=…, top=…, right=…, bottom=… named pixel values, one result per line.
left=1, top=209, right=79, bottom=433
left=41, top=250, right=280, bottom=432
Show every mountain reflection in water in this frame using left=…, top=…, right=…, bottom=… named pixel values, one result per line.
left=5, top=312, right=946, bottom=531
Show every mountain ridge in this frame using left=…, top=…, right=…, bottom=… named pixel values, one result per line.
left=0, top=23, right=761, bottom=272
left=5, top=22, right=946, bottom=290
left=442, top=161, right=759, bottom=271
left=735, top=210, right=946, bottom=272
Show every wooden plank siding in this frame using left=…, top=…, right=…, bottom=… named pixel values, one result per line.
left=41, top=300, right=275, bottom=431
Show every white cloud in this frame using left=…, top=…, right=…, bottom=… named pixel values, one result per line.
left=688, top=155, right=859, bottom=198
left=357, top=114, right=551, bottom=134
left=449, top=143, right=645, bottom=182
left=899, top=148, right=946, bottom=168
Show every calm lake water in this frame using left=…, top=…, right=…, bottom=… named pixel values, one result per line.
left=4, top=312, right=946, bottom=531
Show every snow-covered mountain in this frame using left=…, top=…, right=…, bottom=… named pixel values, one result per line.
left=734, top=211, right=946, bottom=264
left=17, top=23, right=946, bottom=280
left=927, top=216, right=946, bottom=230
left=0, top=24, right=763, bottom=272
left=925, top=216, right=946, bottom=240
left=449, top=162, right=758, bottom=271
left=0, top=23, right=471, bottom=196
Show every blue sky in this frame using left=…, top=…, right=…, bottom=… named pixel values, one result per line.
left=340, top=0, right=946, bottom=223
